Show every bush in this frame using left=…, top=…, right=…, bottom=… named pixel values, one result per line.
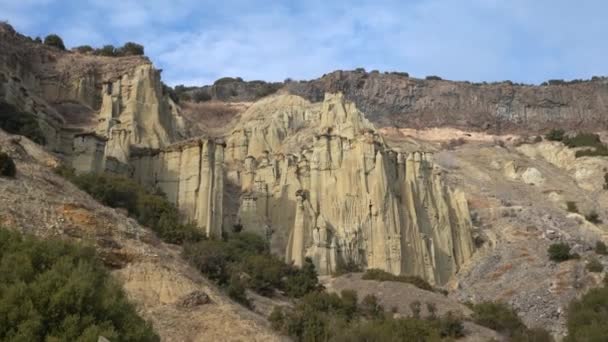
left=0, top=102, right=47, bottom=144
left=546, top=129, right=565, bottom=142
left=271, top=289, right=467, bottom=341
left=471, top=302, right=525, bottom=337
left=74, top=45, right=93, bottom=53
left=362, top=269, right=433, bottom=291
left=561, top=132, right=608, bottom=158
left=595, top=241, right=608, bottom=255
left=585, top=210, right=602, bottom=224
left=565, top=285, right=608, bottom=341
left=425, top=75, right=443, bottom=81
left=193, top=91, right=212, bottom=102
left=587, top=258, right=603, bottom=273
left=183, top=232, right=320, bottom=301
left=566, top=201, right=578, bottom=213
left=95, top=45, right=118, bottom=57
left=604, top=173, right=608, bottom=190
left=43, top=34, right=65, bottom=50
left=0, top=152, right=16, bottom=177
left=58, top=171, right=203, bottom=244
left=118, top=42, right=144, bottom=56
left=548, top=243, right=573, bottom=262
left=0, top=228, right=159, bottom=341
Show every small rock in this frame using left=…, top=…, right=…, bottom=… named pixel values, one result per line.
left=177, top=290, right=211, bottom=308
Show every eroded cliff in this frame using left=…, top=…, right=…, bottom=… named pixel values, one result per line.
left=225, top=93, right=474, bottom=283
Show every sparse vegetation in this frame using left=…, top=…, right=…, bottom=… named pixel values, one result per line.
left=604, top=173, right=608, bottom=190
left=565, top=281, right=608, bottom=341
left=92, top=42, right=145, bottom=57
left=586, top=258, right=604, bottom=273
left=362, top=268, right=433, bottom=291
left=43, top=34, right=65, bottom=50
left=426, top=75, right=443, bottom=81
left=73, top=45, right=94, bottom=54
left=269, top=289, right=466, bottom=341
left=118, top=42, right=144, bottom=56
left=182, top=233, right=320, bottom=304
left=559, top=132, right=608, bottom=158
left=566, top=201, right=579, bottom=213
left=0, top=227, right=159, bottom=341
left=55, top=168, right=203, bottom=244
left=0, top=152, right=16, bottom=177
left=585, top=210, right=602, bottom=224
left=548, top=242, right=574, bottom=262
left=0, top=102, right=47, bottom=144
left=545, top=128, right=565, bottom=142
left=595, top=241, right=608, bottom=255
left=471, top=302, right=553, bottom=341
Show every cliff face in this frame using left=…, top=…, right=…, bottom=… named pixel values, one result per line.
left=225, top=93, right=474, bottom=283
left=286, top=70, right=608, bottom=132
left=0, top=23, right=185, bottom=161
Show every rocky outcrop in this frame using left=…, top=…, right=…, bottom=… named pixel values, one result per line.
left=226, top=93, right=474, bottom=284
left=286, top=70, right=608, bottom=133
left=0, top=23, right=185, bottom=159
left=184, top=77, right=282, bottom=102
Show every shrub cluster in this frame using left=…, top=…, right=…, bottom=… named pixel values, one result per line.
left=362, top=268, right=433, bottom=291
left=182, top=233, right=320, bottom=305
left=547, top=131, right=608, bottom=158
left=565, top=280, right=608, bottom=340
left=0, top=227, right=158, bottom=341
left=586, top=258, right=604, bottom=273
left=585, top=210, right=603, bottom=224
left=43, top=34, right=65, bottom=50
left=0, top=102, right=47, bottom=144
left=471, top=302, right=553, bottom=341
left=56, top=169, right=203, bottom=244
left=0, top=152, right=16, bottom=177
left=548, top=242, right=575, bottom=262
left=73, top=42, right=145, bottom=57
left=426, top=75, right=443, bottom=81
left=269, top=290, right=466, bottom=341
left=566, top=201, right=579, bottom=213
left=595, top=241, right=608, bottom=255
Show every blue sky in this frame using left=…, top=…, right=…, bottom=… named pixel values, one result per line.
left=1, top=0, right=606, bottom=86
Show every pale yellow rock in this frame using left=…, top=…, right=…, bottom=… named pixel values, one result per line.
left=227, top=93, right=475, bottom=284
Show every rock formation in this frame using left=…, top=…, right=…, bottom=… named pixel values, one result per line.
left=286, top=70, right=608, bottom=132
left=225, top=93, right=474, bottom=283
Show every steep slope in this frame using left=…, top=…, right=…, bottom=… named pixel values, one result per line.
left=0, top=129, right=281, bottom=342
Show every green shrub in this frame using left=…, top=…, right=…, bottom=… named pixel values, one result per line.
left=561, top=132, right=608, bottom=158
left=43, top=34, right=65, bottom=50
left=548, top=243, right=573, bottom=262
left=0, top=152, right=16, bottom=177
left=74, top=45, right=93, bottom=53
left=183, top=232, right=319, bottom=301
left=595, top=241, right=608, bottom=255
left=272, top=289, right=466, bottom=341
left=545, top=129, right=565, bottom=142
left=565, top=285, right=608, bottom=341
left=471, top=302, right=525, bottom=337
left=585, top=210, right=602, bottom=224
left=0, top=227, right=159, bottom=341
left=0, top=102, right=46, bottom=144
left=587, top=258, right=604, bottom=273
left=118, top=42, right=144, bottom=56
left=95, top=45, right=118, bottom=57
left=362, top=268, right=433, bottom=291
left=425, top=75, right=443, bottom=81
left=566, top=201, right=578, bottom=213
left=58, top=171, right=203, bottom=244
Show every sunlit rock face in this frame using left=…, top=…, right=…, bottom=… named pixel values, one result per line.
left=226, top=93, right=474, bottom=284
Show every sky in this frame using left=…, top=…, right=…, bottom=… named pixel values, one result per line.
left=1, top=0, right=607, bottom=86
